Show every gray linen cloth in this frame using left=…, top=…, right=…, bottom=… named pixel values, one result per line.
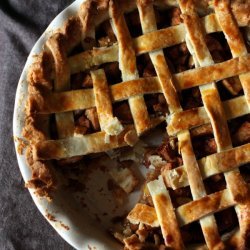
left=0, top=1, right=75, bottom=249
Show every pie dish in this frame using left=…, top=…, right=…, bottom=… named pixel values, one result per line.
left=15, top=0, right=250, bottom=249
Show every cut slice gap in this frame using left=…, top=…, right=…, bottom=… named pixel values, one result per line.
left=227, top=114, right=250, bottom=147
left=142, top=133, right=181, bottom=184
left=124, top=10, right=143, bottom=37
left=204, top=174, right=227, bottom=195
left=115, top=143, right=146, bottom=165
left=108, top=160, right=141, bottom=194
left=140, top=123, right=168, bottom=148
left=58, top=155, right=142, bottom=229
left=180, top=87, right=203, bottom=110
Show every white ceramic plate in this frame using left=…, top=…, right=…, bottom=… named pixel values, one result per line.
left=13, top=1, right=165, bottom=249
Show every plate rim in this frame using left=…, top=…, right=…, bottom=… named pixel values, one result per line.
left=12, top=1, right=121, bottom=249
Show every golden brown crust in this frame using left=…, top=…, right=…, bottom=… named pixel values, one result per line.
left=23, top=115, right=49, bottom=143
left=202, top=88, right=231, bottom=150
left=33, top=126, right=137, bottom=160
left=127, top=203, right=159, bottom=227
left=147, top=176, right=184, bottom=249
left=27, top=52, right=53, bottom=90
left=128, top=188, right=242, bottom=227
left=175, top=54, right=250, bottom=90
left=168, top=95, right=249, bottom=136
left=28, top=55, right=250, bottom=116
left=63, top=10, right=247, bottom=74
left=79, top=0, right=110, bottom=49
left=109, top=0, right=155, bottom=136
left=214, top=0, right=250, bottom=113
left=162, top=143, right=250, bottom=190
left=214, top=0, right=248, bottom=57
left=174, top=2, right=224, bottom=247
left=177, top=189, right=235, bottom=226
left=91, top=69, right=124, bottom=135
left=138, top=0, right=181, bottom=118
left=24, top=146, right=57, bottom=198
left=22, top=0, right=250, bottom=247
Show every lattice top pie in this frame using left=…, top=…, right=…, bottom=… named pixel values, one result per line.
left=23, top=0, right=250, bottom=249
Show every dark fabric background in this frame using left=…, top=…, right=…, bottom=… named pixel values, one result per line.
left=0, top=1, right=75, bottom=249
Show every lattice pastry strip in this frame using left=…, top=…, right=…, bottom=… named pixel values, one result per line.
left=137, top=0, right=181, bottom=114
left=163, top=143, right=250, bottom=190
left=30, top=41, right=250, bottom=160
left=138, top=1, right=222, bottom=247
left=168, top=95, right=249, bottom=136
left=91, top=69, right=123, bottom=137
left=176, top=0, right=248, bottom=248
left=177, top=1, right=249, bottom=248
left=177, top=131, right=223, bottom=248
left=133, top=0, right=250, bottom=247
left=137, top=1, right=185, bottom=245
left=23, top=1, right=250, bottom=247
left=147, top=176, right=184, bottom=249
left=140, top=1, right=218, bottom=248
left=171, top=1, right=225, bottom=247
left=33, top=125, right=137, bottom=160
left=179, top=0, right=231, bottom=149
left=26, top=0, right=250, bottom=167
left=66, top=11, right=248, bottom=75
left=177, top=65, right=222, bottom=250
left=214, top=0, right=250, bottom=109
left=128, top=187, right=237, bottom=228
left=46, top=34, right=75, bottom=139
left=109, top=0, right=161, bottom=136
left=29, top=55, right=250, bottom=115
left=213, top=1, right=250, bottom=246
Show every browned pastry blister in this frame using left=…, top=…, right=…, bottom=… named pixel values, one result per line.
left=22, top=0, right=250, bottom=249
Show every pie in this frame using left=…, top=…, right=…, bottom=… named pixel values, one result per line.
left=22, top=0, right=250, bottom=249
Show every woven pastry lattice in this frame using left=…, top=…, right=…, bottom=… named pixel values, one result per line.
left=24, top=0, right=250, bottom=248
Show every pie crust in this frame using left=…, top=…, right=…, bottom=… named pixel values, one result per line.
left=22, top=0, right=250, bottom=249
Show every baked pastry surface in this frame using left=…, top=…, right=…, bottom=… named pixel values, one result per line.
left=23, top=0, right=250, bottom=249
